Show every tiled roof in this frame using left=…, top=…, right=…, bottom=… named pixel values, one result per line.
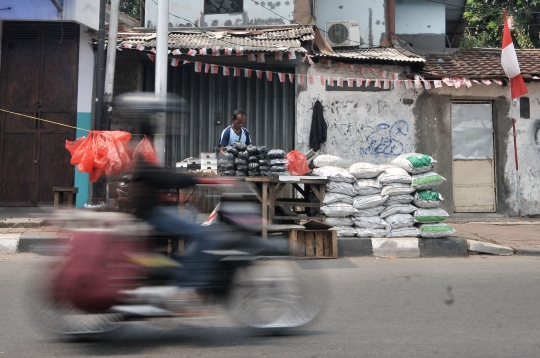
left=118, top=26, right=314, bottom=52
left=423, top=48, right=540, bottom=78
left=313, top=46, right=425, bottom=63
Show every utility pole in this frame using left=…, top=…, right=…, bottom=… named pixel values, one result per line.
left=154, top=0, right=169, bottom=166
left=92, top=0, right=107, bottom=203
left=103, top=0, right=120, bottom=130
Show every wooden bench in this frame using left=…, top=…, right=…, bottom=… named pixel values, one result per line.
left=53, top=187, right=78, bottom=208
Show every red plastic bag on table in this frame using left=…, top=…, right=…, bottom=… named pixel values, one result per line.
left=286, top=150, right=310, bottom=176
left=133, top=136, right=160, bottom=166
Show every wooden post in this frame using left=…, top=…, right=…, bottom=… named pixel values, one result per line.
left=262, top=182, right=268, bottom=237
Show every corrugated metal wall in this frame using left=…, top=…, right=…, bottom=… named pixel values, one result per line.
left=144, top=64, right=296, bottom=166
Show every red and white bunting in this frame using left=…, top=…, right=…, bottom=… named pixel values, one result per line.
left=308, top=74, right=314, bottom=84
left=298, top=74, right=305, bottom=85
left=172, top=49, right=181, bottom=55
left=318, top=76, right=325, bottom=85
left=187, top=49, right=197, bottom=56
left=481, top=79, right=492, bottom=85
left=348, top=78, right=354, bottom=87
left=326, top=59, right=332, bottom=68
left=405, top=80, right=412, bottom=89
left=234, top=67, right=240, bottom=76
left=359, top=67, right=364, bottom=76
left=473, top=80, right=481, bottom=84
left=235, top=47, right=243, bottom=56
left=223, top=66, right=230, bottom=76
left=454, top=78, right=462, bottom=89
left=375, top=79, right=381, bottom=88
left=289, top=73, right=294, bottom=83
left=443, top=77, right=453, bottom=87
left=171, top=58, right=180, bottom=67
left=414, top=77, right=422, bottom=89
left=115, top=47, right=123, bottom=52
left=423, top=79, right=432, bottom=89
left=256, top=70, right=263, bottom=79
left=356, top=78, right=363, bottom=87
left=465, top=79, right=472, bottom=88
left=211, top=64, right=218, bottom=74
left=348, top=64, right=356, bottom=72
left=380, top=70, right=387, bottom=78
left=205, top=64, right=210, bottom=73
left=199, top=48, right=207, bottom=56
left=150, top=48, right=156, bottom=53
left=288, top=51, right=296, bottom=60
left=224, top=48, right=232, bottom=56
left=212, top=46, right=220, bottom=56
left=493, top=79, right=503, bottom=85
left=245, top=68, right=252, bottom=78
left=279, top=73, right=286, bottom=82
left=266, top=71, right=273, bottom=81
left=327, top=76, right=334, bottom=86
left=338, top=77, right=344, bottom=87
left=124, top=43, right=133, bottom=49
left=306, top=54, right=313, bottom=65
left=194, top=62, right=202, bottom=72
left=338, top=62, right=344, bottom=68
left=275, top=52, right=283, bottom=61
left=365, top=79, right=372, bottom=87
left=167, top=50, right=171, bottom=54
left=147, top=54, right=155, bottom=61
left=257, top=53, right=265, bottom=62
left=383, top=79, right=390, bottom=89
left=136, top=44, right=145, bottom=51
left=434, top=80, right=442, bottom=88
left=393, top=80, right=400, bottom=89
left=183, top=60, right=190, bottom=65
left=391, top=72, right=399, bottom=80
left=369, top=68, right=378, bottom=74
left=248, top=54, right=256, bottom=61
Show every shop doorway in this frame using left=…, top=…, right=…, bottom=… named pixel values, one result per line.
left=0, top=22, right=79, bottom=206
left=451, top=102, right=496, bottom=212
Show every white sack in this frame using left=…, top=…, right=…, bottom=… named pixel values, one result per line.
left=331, top=226, right=358, bottom=237
left=348, top=162, right=386, bottom=179
left=356, top=179, right=383, bottom=196
left=313, top=155, right=353, bottom=169
left=323, top=193, right=354, bottom=205
left=357, top=228, right=390, bottom=238
left=354, top=206, right=385, bottom=217
left=321, top=203, right=357, bottom=217
left=326, top=181, right=357, bottom=196
left=385, top=194, right=414, bottom=206
left=380, top=204, right=417, bottom=218
left=353, top=194, right=388, bottom=210
left=391, top=153, right=436, bottom=174
left=386, top=226, right=420, bottom=238
left=384, top=213, right=415, bottom=229
left=352, top=216, right=390, bottom=229
left=312, top=166, right=356, bottom=183
left=325, top=217, right=354, bottom=226
left=377, top=167, right=412, bottom=184
left=381, top=183, right=416, bottom=196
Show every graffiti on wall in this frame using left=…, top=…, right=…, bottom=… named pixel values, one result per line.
left=360, top=120, right=409, bottom=157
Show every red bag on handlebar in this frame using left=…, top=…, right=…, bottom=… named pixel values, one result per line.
left=286, top=150, right=310, bottom=176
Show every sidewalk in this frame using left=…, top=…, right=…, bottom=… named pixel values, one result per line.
left=1, top=214, right=540, bottom=257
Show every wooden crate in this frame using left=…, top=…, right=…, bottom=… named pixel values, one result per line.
left=289, top=230, right=337, bottom=259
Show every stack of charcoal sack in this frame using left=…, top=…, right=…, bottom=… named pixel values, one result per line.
left=218, top=141, right=272, bottom=177
left=268, top=149, right=288, bottom=177
left=391, top=153, right=455, bottom=238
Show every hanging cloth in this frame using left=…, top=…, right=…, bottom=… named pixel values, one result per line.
left=309, top=100, right=327, bottom=152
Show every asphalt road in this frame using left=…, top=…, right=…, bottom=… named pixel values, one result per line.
left=2, top=253, right=540, bottom=358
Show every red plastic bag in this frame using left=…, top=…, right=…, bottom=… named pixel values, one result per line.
left=133, top=136, right=160, bottom=166
left=65, top=131, right=133, bottom=182
left=286, top=150, right=310, bottom=176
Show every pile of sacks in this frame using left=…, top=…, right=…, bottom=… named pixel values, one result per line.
left=316, top=153, right=455, bottom=238
left=218, top=142, right=271, bottom=177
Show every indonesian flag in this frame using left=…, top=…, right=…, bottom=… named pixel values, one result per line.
left=172, top=49, right=181, bottom=55
left=171, top=58, right=180, bottom=67
left=434, top=80, right=443, bottom=88
left=204, top=64, right=210, bottom=73
left=124, top=43, right=133, bottom=49
left=393, top=80, right=400, bottom=89
left=235, top=47, right=243, bottom=56
left=275, top=52, right=283, bottom=61
left=187, top=49, right=197, bottom=56
left=356, top=78, right=363, bottom=87
left=327, top=76, right=334, bottom=86
left=210, top=64, right=218, bottom=74
left=212, top=46, right=220, bottom=56
left=256, top=70, right=262, bottom=79
left=288, top=51, right=296, bottom=60
left=502, top=10, right=528, bottom=99
left=245, top=69, right=252, bottom=78
left=318, top=76, right=325, bottom=85
left=199, top=48, right=207, bottom=56
left=194, top=62, right=202, bottom=72
left=257, top=53, right=265, bottom=62
left=365, top=78, right=372, bottom=87
left=308, top=74, right=314, bottom=84
left=136, top=44, right=145, bottom=51
left=147, top=54, right=155, bottom=62
left=289, top=73, right=294, bottom=83
left=278, top=73, right=286, bottom=82
left=347, top=78, right=354, bottom=87
left=374, top=79, right=381, bottom=88
left=248, top=54, right=256, bottom=61
left=150, top=48, right=157, bottom=53
left=482, top=79, right=492, bottom=85
left=298, top=74, right=306, bottom=85
left=266, top=71, right=273, bottom=81
left=348, top=64, right=355, bottom=71
left=224, top=48, right=232, bottom=56
left=234, top=67, right=240, bottom=76
left=338, top=77, right=344, bottom=87
left=223, top=66, right=230, bottom=76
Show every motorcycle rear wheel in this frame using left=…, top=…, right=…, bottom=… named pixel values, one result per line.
left=227, top=260, right=323, bottom=329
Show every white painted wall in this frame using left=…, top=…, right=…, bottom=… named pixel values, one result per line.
left=430, top=82, right=540, bottom=216
left=296, top=63, right=415, bottom=165
left=0, top=0, right=98, bottom=29
left=314, top=0, right=386, bottom=47
left=145, top=0, right=295, bottom=28
left=395, top=0, right=445, bottom=35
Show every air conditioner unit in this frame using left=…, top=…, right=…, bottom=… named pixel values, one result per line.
left=325, top=20, right=360, bottom=47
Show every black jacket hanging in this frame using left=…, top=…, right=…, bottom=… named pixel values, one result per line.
left=309, top=100, right=327, bottom=152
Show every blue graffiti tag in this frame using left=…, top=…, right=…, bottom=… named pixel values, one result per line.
left=360, top=120, right=409, bottom=157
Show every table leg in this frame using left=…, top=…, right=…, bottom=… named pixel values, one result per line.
left=269, top=182, right=277, bottom=225
left=262, top=182, right=268, bottom=238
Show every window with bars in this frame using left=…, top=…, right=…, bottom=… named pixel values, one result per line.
left=204, top=0, right=243, bottom=14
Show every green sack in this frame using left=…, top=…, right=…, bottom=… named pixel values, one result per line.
left=414, top=208, right=449, bottom=223
left=411, top=172, right=446, bottom=190
left=418, top=223, right=455, bottom=238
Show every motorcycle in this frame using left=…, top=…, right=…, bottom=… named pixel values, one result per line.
left=29, top=179, right=324, bottom=336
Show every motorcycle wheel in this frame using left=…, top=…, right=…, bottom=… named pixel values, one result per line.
left=227, top=259, right=324, bottom=329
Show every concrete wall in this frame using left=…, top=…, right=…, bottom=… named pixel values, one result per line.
left=296, top=63, right=540, bottom=216
left=0, top=0, right=98, bottom=29
left=395, top=0, right=446, bottom=53
left=296, top=63, right=415, bottom=165
left=314, top=0, right=386, bottom=47
left=145, top=0, right=296, bottom=28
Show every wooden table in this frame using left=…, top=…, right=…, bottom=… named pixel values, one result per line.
left=244, top=176, right=328, bottom=237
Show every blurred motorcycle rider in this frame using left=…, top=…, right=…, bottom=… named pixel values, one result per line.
left=130, top=121, right=221, bottom=308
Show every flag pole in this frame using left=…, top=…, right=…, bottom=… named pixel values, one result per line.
left=512, top=118, right=521, bottom=217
